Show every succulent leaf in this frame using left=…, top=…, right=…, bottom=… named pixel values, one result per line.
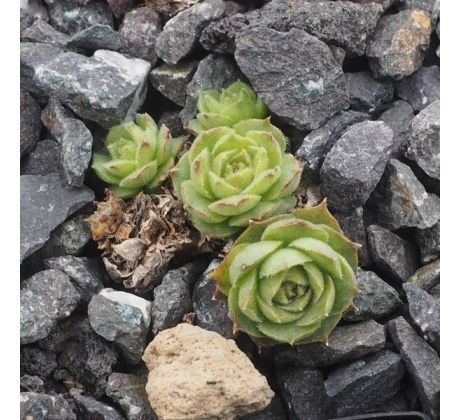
left=209, top=201, right=359, bottom=346
left=92, top=113, right=185, bottom=199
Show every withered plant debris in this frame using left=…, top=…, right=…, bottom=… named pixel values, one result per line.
left=146, top=0, right=203, bottom=16
left=87, top=189, right=216, bottom=292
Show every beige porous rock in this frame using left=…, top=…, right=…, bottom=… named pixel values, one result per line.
left=142, top=323, right=274, bottom=419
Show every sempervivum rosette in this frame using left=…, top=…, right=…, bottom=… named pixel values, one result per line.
left=187, top=80, right=269, bottom=134
left=209, top=201, right=359, bottom=345
left=172, top=119, right=302, bottom=238
left=92, top=113, right=185, bottom=199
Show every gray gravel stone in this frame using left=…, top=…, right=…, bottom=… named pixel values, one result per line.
left=371, top=159, right=440, bottom=229
left=276, top=367, right=336, bottom=420
left=335, top=207, right=372, bottom=267
left=20, top=375, right=45, bottom=393
left=320, top=121, right=394, bottom=212
left=366, top=10, right=432, bottom=80
left=88, top=289, right=152, bottom=364
left=329, top=45, right=346, bottom=66
left=192, top=259, right=234, bottom=338
left=401, top=0, right=440, bottom=21
left=34, top=50, right=151, bottom=128
left=120, top=7, right=162, bottom=64
left=295, top=111, right=369, bottom=176
left=20, top=0, right=49, bottom=24
left=238, top=396, right=287, bottom=420
left=387, top=316, right=440, bottom=419
left=403, top=283, right=440, bottom=352
left=180, top=53, right=241, bottom=124
left=21, top=269, right=80, bottom=344
left=407, top=259, right=440, bottom=292
left=273, top=320, right=386, bottom=368
left=396, top=66, right=439, bottom=112
left=20, top=392, right=76, bottom=420
left=20, top=90, right=42, bottom=157
left=325, top=350, right=405, bottom=417
left=20, top=173, right=94, bottom=262
left=44, top=256, right=105, bottom=304
left=107, top=0, right=137, bottom=18
left=235, top=27, right=349, bottom=131
left=21, top=19, right=70, bottom=47
left=21, top=139, right=60, bottom=176
left=21, top=346, right=57, bottom=378
left=406, top=100, right=440, bottom=180
left=158, top=110, right=186, bottom=137
left=151, top=270, right=193, bottom=336
left=378, top=100, right=414, bottom=138
left=344, top=269, right=402, bottom=321
left=106, top=373, right=156, bottom=420
left=415, top=222, right=440, bottom=264
left=155, top=0, right=242, bottom=64
left=73, top=394, right=125, bottom=420
left=368, top=225, right=419, bottom=283
left=150, top=61, right=199, bottom=106
left=430, top=283, right=440, bottom=299
left=67, top=24, right=122, bottom=51
left=44, top=0, right=113, bottom=35
left=345, top=71, right=394, bottom=113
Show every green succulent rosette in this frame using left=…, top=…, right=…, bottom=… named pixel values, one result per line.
left=92, top=113, right=185, bottom=199
left=172, top=118, right=302, bottom=238
left=187, top=80, right=269, bottom=134
left=209, top=201, right=359, bottom=345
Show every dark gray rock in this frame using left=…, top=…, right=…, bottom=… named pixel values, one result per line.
left=21, top=346, right=57, bottom=378
left=21, top=269, right=80, bottom=344
left=158, top=110, right=186, bottom=137
left=34, top=50, right=151, bottom=128
left=273, top=320, right=386, bottom=367
left=20, top=375, right=45, bottom=393
left=20, top=90, right=42, bottom=157
left=21, top=0, right=49, bottom=25
left=345, top=71, right=394, bottom=113
left=329, top=45, right=346, bottom=66
left=276, top=367, right=336, bottom=420
left=371, top=159, right=440, bottom=229
left=21, top=8, right=39, bottom=34
left=120, top=7, right=162, bottom=64
left=367, top=225, right=419, bottom=283
left=151, top=270, right=193, bottom=336
left=180, top=54, right=241, bottom=124
left=295, top=111, right=369, bottom=176
left=73, top=394, right=125, bottom=420
left=406, top=100, right=440, bottom=180
left=193, top=259, right=234, bottom=338
left=430, top=283, right=440, bottom=299
left=366, top=10, right=432, bottom=80
left=88, top=289, right=152, bottom=364
left=44, top=0, right=113, bottom=35
left=344, top=269, right=402, bottom=321
left=407, top=259, right=440, bottom=291
left=107, top=0, right=137, bottom=18
left=21, top=42, right=64, bottom=96
left=387, top=316, right=440, bottom=419
left=20, top=392, right=76, bottom=419
left=396, top=66, right=439, bottom=112
left=44, top=256, right=105, bottom=304
left=401, top=0, right=440, bottom=21
left=155, top=0, right=242, bottom=64
left=21, top=139, right=60, bottom=175
left=403, top=283, right=440, bottom=352
left=415, top=222, right=440, bottom=264
left=320, top=121, right=394, bottom=212
left=324, top=350, right=405, bottom=417
left=378, top=100, right=414, bottom=138
left=150, top=61, right=199, bottom=106
left=21, top=19, right=70, bottom=47
left=238, top=396, right=286, bottom=420
left=335, top=207, right=372, bottom=267
left=40, top=316, right=119, bottom=398
left=106, top=373, right=156, bottom=420
left=67, top=24, right=122, bottom=51
left=235, top=27, right=349, bottom=131
left=20, top=173, right=94, bottom=262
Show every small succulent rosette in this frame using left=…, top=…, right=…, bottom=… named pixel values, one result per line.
left=209, top=201, right=359, bottom=346
left=187, top=80, right=269, bottom=134
left=172, top=119, right=302, bottom=238
left=92, top=113, right=185, bottom=199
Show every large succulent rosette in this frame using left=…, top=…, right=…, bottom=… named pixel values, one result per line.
left=187, top=80, right=269, bottom=134
left=92, top=113, right=185, bottom=199
left=210, top=201, right=359, bottom=345
left=172, top=118, right=302, bottom=238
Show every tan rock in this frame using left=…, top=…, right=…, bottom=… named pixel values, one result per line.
left=142, top=323, right=274, bottom=419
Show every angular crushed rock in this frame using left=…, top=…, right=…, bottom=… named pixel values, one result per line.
left=67, top=24, right=122, bottom=51
left=20, top=90, right=42, bottom=157
left=21, top=19, right=69, bottom=47
left=378, top=100, right=414, bottom=138
left=407, top=259, right=440, bottom=292
left=21, top=139, right=60, bottom=176
left=73, top=394, right=125, bottom=420
left=415, top=222, right=440, bottom=264
left=20, top=392, right=76, bottom=420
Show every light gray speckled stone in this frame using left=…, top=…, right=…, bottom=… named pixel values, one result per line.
left=21, top=19, right=69, bottom=47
